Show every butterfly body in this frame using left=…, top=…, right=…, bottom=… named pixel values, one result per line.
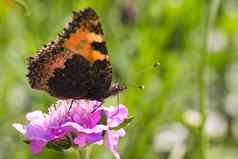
left=27, top=8, right=126, bottom=100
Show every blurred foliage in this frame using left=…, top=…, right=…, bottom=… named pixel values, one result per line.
left=1, top=0, right=238, bottom=159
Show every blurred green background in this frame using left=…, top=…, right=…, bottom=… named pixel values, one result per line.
left=1, top=0, right=238, bottom=159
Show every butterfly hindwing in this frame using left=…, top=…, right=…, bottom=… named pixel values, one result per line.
left=27, top=42, right=67, bottom=91
left=48, top=54, right=112, bottom=99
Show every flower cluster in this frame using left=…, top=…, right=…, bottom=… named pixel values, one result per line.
left=13, top=99, right=129, bottom=159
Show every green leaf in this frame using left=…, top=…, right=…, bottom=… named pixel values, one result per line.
left=23, top=140, right=30, bottom=144
left=99, top=111, right=107, bottom=125
left=46, top=136, right=72, bottom=151
left=110, top=116, right=134, bottom=130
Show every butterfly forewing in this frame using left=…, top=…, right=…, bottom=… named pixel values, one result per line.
left=27, top=8, right=125, bottom=100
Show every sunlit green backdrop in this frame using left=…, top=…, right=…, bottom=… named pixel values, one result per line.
left=1, top=0, right=238, bottom=159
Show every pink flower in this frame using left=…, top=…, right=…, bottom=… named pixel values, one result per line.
left=13, top=99, right=128, bottom=159
left=103, top=105, right=128, bottom=159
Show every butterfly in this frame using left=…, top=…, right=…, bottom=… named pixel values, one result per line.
left=27, top=7, right=126, bottom=101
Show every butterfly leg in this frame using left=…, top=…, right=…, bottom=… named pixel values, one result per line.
left=91, top=101, right=104, bottom=113
left=67, top=99, right=74, bottom=113
left=111, top=93, right=120, bottom=117
left=117, top=92, right=120, bottom=107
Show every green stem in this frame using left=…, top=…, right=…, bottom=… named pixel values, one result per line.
left=198, top=0, right=221, bottom=159
left=78, top=148, right=89, bottom=159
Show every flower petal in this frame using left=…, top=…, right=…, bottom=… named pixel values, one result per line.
left=74, top=133, right=87, bottom=148
left=12, top=123, right=26, bottom=135
left=105, top=129, right=125, bottom=159
left=62, top=122, right=108, bottom=134
left=104, top=105, right=128, bottom=127
left=90, top=110, right=102, bottom=127
left=30, top=140, right=47, bottom=154
left=111, top=150, right=121, bottom=159
left=26, top=111, right=45, bottom=122
left=26, top=125, right=52, bottom=141
left=86, top=132, right=102, bottom=144
left=74, top=132, right=103, bottom=148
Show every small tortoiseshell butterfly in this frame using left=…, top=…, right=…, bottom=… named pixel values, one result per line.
left=27, top=8, right=126, bottom=101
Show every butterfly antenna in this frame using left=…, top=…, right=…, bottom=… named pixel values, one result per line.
left=123, top=62, right=159, bottom=91
left=134, top=62, right=160, bottom=77
left=126, top=84, right=145, bottom=90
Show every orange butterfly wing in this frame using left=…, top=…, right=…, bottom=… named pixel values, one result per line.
left=27, top=8, right=111, bottom=95
left=59, top=8, right=109, bottom=63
